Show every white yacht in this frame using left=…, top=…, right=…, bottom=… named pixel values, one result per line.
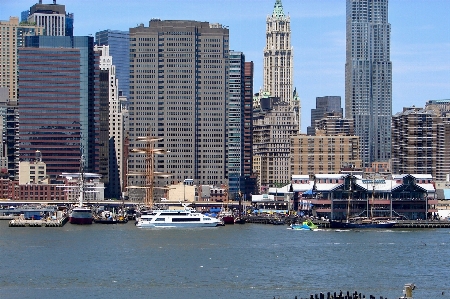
left=135, top=206, right=221, bottom=228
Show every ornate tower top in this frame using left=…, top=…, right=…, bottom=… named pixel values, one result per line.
left=272, top=0, right=285, bottom=18
left=264, top=0, right=293, bottom=106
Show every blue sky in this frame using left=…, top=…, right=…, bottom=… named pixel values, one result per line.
left=3, top=0, right=449, bottom=132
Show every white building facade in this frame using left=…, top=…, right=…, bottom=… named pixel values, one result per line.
left=95, top=45, right=125, bottom=198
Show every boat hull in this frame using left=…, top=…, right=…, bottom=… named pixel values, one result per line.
left=94, top=216, right=128, bottom=224
left=69, top=208, right=93, bottom=225
left=136, top=222, right=219, bottom=228
left=136, top=208, right=221, bottom=228
left=290, top=221, right=318, bottom=230
left=69, top=215, right=93, bottom=225
left=221, top=216, right=235, bottom=225
left=234, top=217, right=246, bottom=224
left=94, top=219, right=118, bottom=224
left=330, top=220, right=395, bottom=229
left=290, top=225, right=313, bottom=230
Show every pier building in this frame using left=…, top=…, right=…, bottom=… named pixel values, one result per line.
left=261, top=173, right=437, bottom=221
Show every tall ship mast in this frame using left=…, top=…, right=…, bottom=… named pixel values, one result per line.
left=128, top=135, right=171, bottom=208
left=61, top=156, right=102, bottom=225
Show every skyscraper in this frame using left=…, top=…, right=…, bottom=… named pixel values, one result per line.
left=0, top=17, right=44, bottom=102
left=254, top=0, right=299, bottom=191
left=128, top=20, right=229, bottom=199
left=391, top=107, right=436, bottom=178
left=94, top=45, right=126, bottom=199
left=307, top=96, right=343, bottom=136
left=392, top=101, right=450, bottom=181
left=95, top=30, right=130, bottom=98
left=243, top=61, right=256, bottom=198
left=18, top=36, right=97, bottom=176
left=27, top=1, right=73, bottom=37
left=263, top=0, right=294, bottom=106
left=253, top=97, right=299, bottom=188
left=228, top=51, right=245, bottom=199
left=345, top=0, right=392, bottom=167
left=0, top=17, right=44, bottom=178
left=227, top=52, right=255, bottom=199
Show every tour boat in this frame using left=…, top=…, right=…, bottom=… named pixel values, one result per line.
left=135, top=205, right=221, bottom=228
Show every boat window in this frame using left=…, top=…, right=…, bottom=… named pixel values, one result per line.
left=155, top=218, right=165, bottom=221
left=160, top=212, right=188, bottom=216
left=204, top=218, right=211, bottom=220
left=172, top=218, right=200, bottom=222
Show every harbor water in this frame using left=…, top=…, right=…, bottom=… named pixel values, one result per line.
left=0, top=221, right=449, bottom=299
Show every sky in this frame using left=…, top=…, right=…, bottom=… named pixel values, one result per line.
left=2, top=0, right=450, bottom=132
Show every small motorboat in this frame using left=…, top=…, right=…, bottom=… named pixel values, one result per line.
left=290, top=220, right=318, bottom=230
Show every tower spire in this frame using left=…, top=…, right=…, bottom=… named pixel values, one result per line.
left=272, top=0, right=285, bottom=18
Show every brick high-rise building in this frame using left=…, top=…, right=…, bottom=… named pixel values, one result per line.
left=391, top=107, right=436, bottom=178
left=291, top=114, right=361, bottom=176
left=392, top=103, right=450, bottom=181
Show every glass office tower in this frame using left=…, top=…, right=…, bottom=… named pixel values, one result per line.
left=95, top=30, right=130, bottom=98
left=18, top=36, right=97, bottom=176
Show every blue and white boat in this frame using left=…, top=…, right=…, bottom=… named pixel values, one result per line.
left=290, top=220, right=318, bottom=230
left=135, top=205, right=221, bottom=228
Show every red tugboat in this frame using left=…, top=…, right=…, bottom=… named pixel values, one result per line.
left=219, top=209, right=235, bottom=225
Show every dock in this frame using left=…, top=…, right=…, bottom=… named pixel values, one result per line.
left=244, top=215, right=450, bottom=229
left=314, top=219, right=450, bottom=229
left=9, top=216, right=68, bottom=227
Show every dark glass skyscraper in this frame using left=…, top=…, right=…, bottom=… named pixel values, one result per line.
left=345, top=0, right=392, bottom=167
left=307, top=96, right=343, bottom=136
left=18, top=36, right=97, bottom=176
left=95, top=30, right=130, bottom=98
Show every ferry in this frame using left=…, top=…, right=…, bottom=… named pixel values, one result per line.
left=135, top=206, right=221, bottom=228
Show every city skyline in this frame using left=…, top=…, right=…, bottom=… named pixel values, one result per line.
left=3, top=0, right=449, bottom=132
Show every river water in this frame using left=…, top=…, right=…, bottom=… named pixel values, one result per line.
left=0, top=221, right=449, bottom=299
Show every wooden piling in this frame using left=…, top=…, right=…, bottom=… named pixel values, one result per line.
left=295, top=289, right=392, bottom=299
